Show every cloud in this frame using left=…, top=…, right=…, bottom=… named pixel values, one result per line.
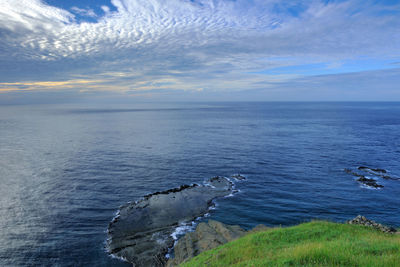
left=0, top=79, right=101, bottom=92
left=2, top=0, right=398, bottom=61
left=70, top=7, right=97, bottom=18
left=101, top=5, right=110, bottom=13
left=259, top=68, right=400, bottom=101
left=0, top=0, right=399, bottom=100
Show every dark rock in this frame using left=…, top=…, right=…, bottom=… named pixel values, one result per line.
left=357, top=166, right=396, bottom=177
left=107, top=177, right=237, bottom=266
left=231, top=174, right=246, bottom=180
left=356, top=176, right=373, bottom=182
left=371, top=168, right=387, bottom=173
left=357, top=166, right=369, bottom=170
left=344, top=168, right=384, bottom=188
left=379, top=175, right=400, bottom=180
left=166, top=220, right=247, bottom=266
left=362, top=181, right=384, bottom=188
left=356, top=176, right=383, bottom=188
left=346, top=215, right=397, bottom=234
left=344, top=168, right=364, bottom=178
left=354, top=166, right=400, bottom=180
left=358, top=166, right=386, bottom=173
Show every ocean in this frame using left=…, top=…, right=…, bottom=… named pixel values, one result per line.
left=0, top=102, right=399, bottom=266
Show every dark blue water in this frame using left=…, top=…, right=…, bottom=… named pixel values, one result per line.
left=0, top=102, right=399, bottom=266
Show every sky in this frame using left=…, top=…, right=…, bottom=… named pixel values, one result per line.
left=0, top=0, right=399, bottom=103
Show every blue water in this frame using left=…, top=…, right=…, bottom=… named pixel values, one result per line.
left=0, top=102, right=399, bottom=266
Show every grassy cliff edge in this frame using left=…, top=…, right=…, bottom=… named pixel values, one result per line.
left=182, top=221, right=400, bottom=267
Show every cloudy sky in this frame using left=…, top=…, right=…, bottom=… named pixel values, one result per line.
left=0, top=0, right=399, bottom=103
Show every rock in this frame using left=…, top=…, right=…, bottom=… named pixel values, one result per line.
left=231, top=174, right=246, bottom=180
left=107, top=176, right=237, bottom=267
left=371, top=168, right=387, bottom=173
left=344, top=168, right=384, bottom=188
left=356, top=177, right=384, bottom=188
left=167, top=220, right=247, bottom=266
left=357, top=166, right=369, bottom=171
left=356, top=176, right=374, bottom=182
left=349, top=166, right=399, bottom=181
left=358, top=166, right=386, bottom=173
left=357, top=166, right=386, bottom=173
left=357, top=166, right=400, bottom=179
left=344, top=168, right=365, bottom=178
left=346, top=215, right=397, bottom=234
left=379, top=175, right=400, bottom=180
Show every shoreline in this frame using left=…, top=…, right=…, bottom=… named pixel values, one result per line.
left=106, top=175, right=246, bottom=266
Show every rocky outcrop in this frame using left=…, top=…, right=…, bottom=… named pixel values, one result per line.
left=344, top=168, right=364, bottom=178
left=356, top=176, right=384, bottom=188
left=231, top=174, right=246, bottom=180
left=347, top=215, right=397, bottom=234
left=344, top=168, right=383, bottom=188
left=358, top=166, right=387, bottom=173
left=357, top=166, right=399, bottom=180
left=107, top=176, right=238, bottom=267
left=167, top=220, right=247, bottom=266
left=345, top=166, right=400, bottom=188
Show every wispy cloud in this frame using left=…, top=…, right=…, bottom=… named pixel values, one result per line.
left=0, top=0, right=399, bottom=100
left=0, top=79, right=101, bottom=92
left=70, top=7, right=97, bottom=18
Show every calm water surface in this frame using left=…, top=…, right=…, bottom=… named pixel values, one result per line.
left=0, top=102, right=399, bottom=266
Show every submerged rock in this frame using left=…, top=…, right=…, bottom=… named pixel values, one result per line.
left=167, top=220, right=247, bottom=266
left=231, top=174, right=246, bottom=180
left=347, top=215, right=397, bottom=234
left=344, top=168, right=365, bottom=178
left=356, top=176, right=384, bottom=188
left=344, top=168, right=384, bottom=188
left=107, top=176, right=237, bottom=266
left=357, top=166, right=400, bottom=180
left=358, top=166, right=387, bottom=173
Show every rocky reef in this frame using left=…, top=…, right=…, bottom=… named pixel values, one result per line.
left=231, top=174, right=246, bottom=180
left=345, top=166, right=400, bottom=188
left=167, top=220, right=247, bottom=266
left=357, top=166, right=400, bottom=180
left=347, top=215, right=397, bottom=234
left=107, top=176, right=239, bottom=266
left=344, top=168, right=384, bottom=188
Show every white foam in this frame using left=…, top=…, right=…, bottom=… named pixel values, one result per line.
left=110, top=210, right=121, bottom=224
left=171, top=222, right=197, bottom=240
left=360, top=184, right=382, bottom=190
left=203, top=181, right=216, bottom=188
left=209, top=202, right=218, bottom=210
left=224, top=192, right=234, bottom=198
left=103, top=238, right=129, bottom=262
left=231, top=173, right=247, bottom=181
left=109, top=252, right=128, bottom=262
left=167, top=220, right=199, bottom=258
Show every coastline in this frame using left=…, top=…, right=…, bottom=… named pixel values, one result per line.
left=106, top=172, right=399, bottom=266
left=107, top=175, right=245, bottom=266
left=180, top=218, right=399, bottom=267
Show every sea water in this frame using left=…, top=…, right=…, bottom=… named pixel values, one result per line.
left=0, top=102, right=399, bottom=266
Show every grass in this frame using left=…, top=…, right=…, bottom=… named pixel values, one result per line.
left=181, top=221, right=400, bottom=267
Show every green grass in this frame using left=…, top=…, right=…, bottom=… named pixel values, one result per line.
left=181, top=221, right=400, bottom=267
